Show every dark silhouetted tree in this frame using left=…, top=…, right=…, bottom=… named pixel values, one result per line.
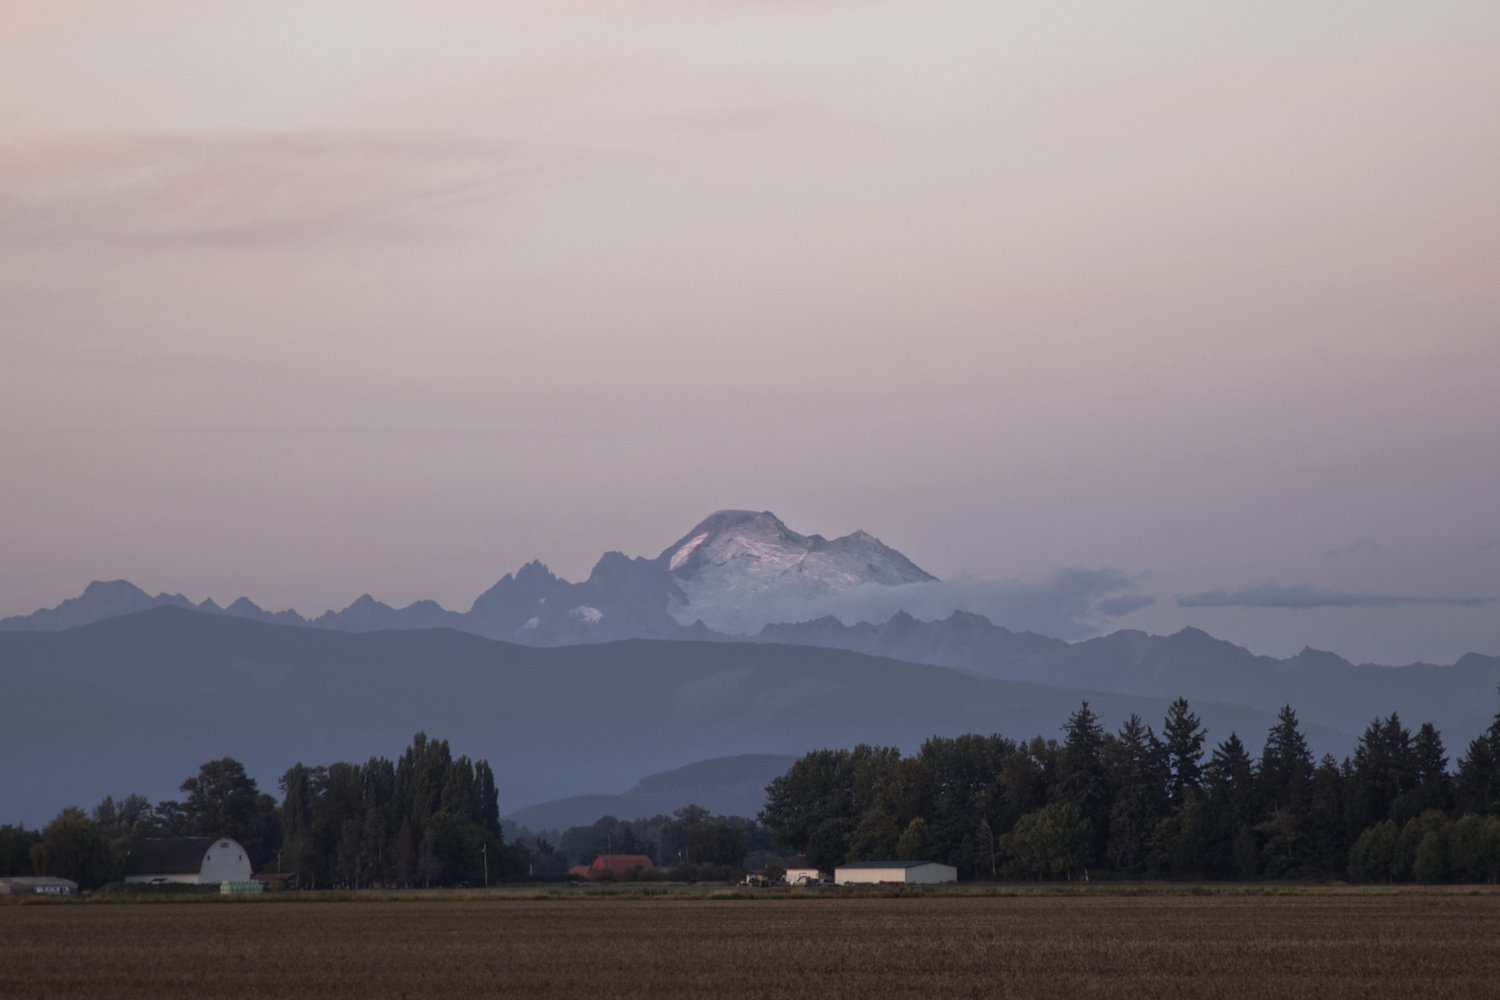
left=1204, top=732, right=1258, bottom=878
left=31, top=808, right=117, bottom=889
left=1106, top=714, right=1166, bottom=873
left=0, top=825, right=41, bottom=877
left=1411, top=722, right=1452, bottom=816
left=1456, top=696, right=1500, bottom=815
left=1009, top=803, right=1091, bottom=880
left=1162, top=699, right=1206, bottom=806
left=1348, top=714, right=1417, bottom=833
left=1056, top=702, right=1111, bottom=865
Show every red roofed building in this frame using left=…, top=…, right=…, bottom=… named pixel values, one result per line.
left=571, top=854, right=655, bottom=879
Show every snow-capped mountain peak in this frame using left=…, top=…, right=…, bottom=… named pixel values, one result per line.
left=654, top=510, right=936, bottom=633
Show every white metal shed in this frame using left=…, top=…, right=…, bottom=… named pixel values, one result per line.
left=834, top=860, right=957, bottom=885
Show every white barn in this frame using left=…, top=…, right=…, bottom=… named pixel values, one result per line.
left=123, top=837, right=253, bottom=884
left=834, top=860, right=958, bottom=885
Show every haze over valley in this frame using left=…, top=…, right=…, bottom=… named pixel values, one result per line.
left=3, top=509, right=1497, bottom=827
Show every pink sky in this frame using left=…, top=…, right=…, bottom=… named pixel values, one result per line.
left=1, top=0, right=1497, bottom=662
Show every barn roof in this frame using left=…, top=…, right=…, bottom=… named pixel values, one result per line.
left=588, top=854, right=655, bottom=873
left=123, top=837, right=220, bottom=876
left=835, top=860, right=942, bottom=869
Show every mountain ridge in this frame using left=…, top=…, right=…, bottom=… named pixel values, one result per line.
left=0, top=605, right=1373, bottom=827
left=7, top=579, right=1499, bottom=742
left=0, top=510, right=936, bottom=643
left=502, top=753, right=799, bottom=832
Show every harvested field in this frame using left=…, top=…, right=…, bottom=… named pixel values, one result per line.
left=5, top=892, right=1500, bottom=998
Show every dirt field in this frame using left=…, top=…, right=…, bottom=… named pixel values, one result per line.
left=5, top=892, right=1500, bottom=999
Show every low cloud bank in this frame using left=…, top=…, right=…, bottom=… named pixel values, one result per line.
left=723, top=568, right=1155, bottom=640
left=1178, top=583, right=1496, bottom=610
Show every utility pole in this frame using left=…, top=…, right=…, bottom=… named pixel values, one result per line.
left=483, top=843, right=489, bottom=888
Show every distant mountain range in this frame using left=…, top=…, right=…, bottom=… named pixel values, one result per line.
left=0, top=510, right=936, bottom=642
left=1, top=606, right=1372, bottom=827
left=503, top=754, right=799, bottom=833
left=746, top=611, right=1500, bottom=739
left=6, top=508, right=1498, bottom=761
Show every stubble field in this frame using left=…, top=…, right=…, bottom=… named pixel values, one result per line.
left=5, top=890, right=1500, bottom=999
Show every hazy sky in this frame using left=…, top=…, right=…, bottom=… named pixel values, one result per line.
left=2, top=0, right=1497, bottom=664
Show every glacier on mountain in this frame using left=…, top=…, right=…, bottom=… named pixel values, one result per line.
left=654, top=510, right=937, bottom=634
left=0, top=509, right=1154, bottom=642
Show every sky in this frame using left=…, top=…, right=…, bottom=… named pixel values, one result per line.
left=1, top=0, right=1497, bottom=665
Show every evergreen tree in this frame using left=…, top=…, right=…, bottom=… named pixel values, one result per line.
left=1256, top=707, right=1315, bottom=877
left=1259, top=706, right=1315, bottom=813
left=1203, top=732, right=1258, bottom=878
left=1348, top=714, right=1418, bottom=832
left=1105, top=715, right=1167, bottom=873
left=1411, top=722, right=1453, bottom=815
left=1162, top=698, right=1207, bottom=806
left=1455, top=693, right=1500, bottom=816
left=1056, top=702, right=1111, bottom=864
left=1306, top=755, right=1350, bottom=877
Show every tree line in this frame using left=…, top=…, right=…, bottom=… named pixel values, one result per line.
left=0, top=757, right=281, bottom=889
left=759, top=698, right=1500, bottom=882
left=278, top=732, right=523, bottom=888
left=513, top=804, right=778, bottom=881
left=0, top=733, right=525, bottom=889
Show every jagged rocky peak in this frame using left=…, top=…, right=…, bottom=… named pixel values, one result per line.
left=652, top=510, right=936, bottom=634
left=656, top=510, right=936, bottom=587
left=2, top=508, right=935, bottom=643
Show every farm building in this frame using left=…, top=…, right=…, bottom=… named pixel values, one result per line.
left=123, top=837, right=253, bottom=884
left=568, top=854, right=655, bottom=879
left=783, top=855, right=825, bottom=883
left=834, top=861, right=958, bottom=885
left=0, top=876, right=78, bottom=896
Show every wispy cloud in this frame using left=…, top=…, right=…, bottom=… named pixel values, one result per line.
left=1178, top=583, right=1496, bottom=610
left=702, top=568, right=1156, bottom=640
left=0, top=0, right=129, bottom=48
left=0, top=132, right=564, bottom=249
